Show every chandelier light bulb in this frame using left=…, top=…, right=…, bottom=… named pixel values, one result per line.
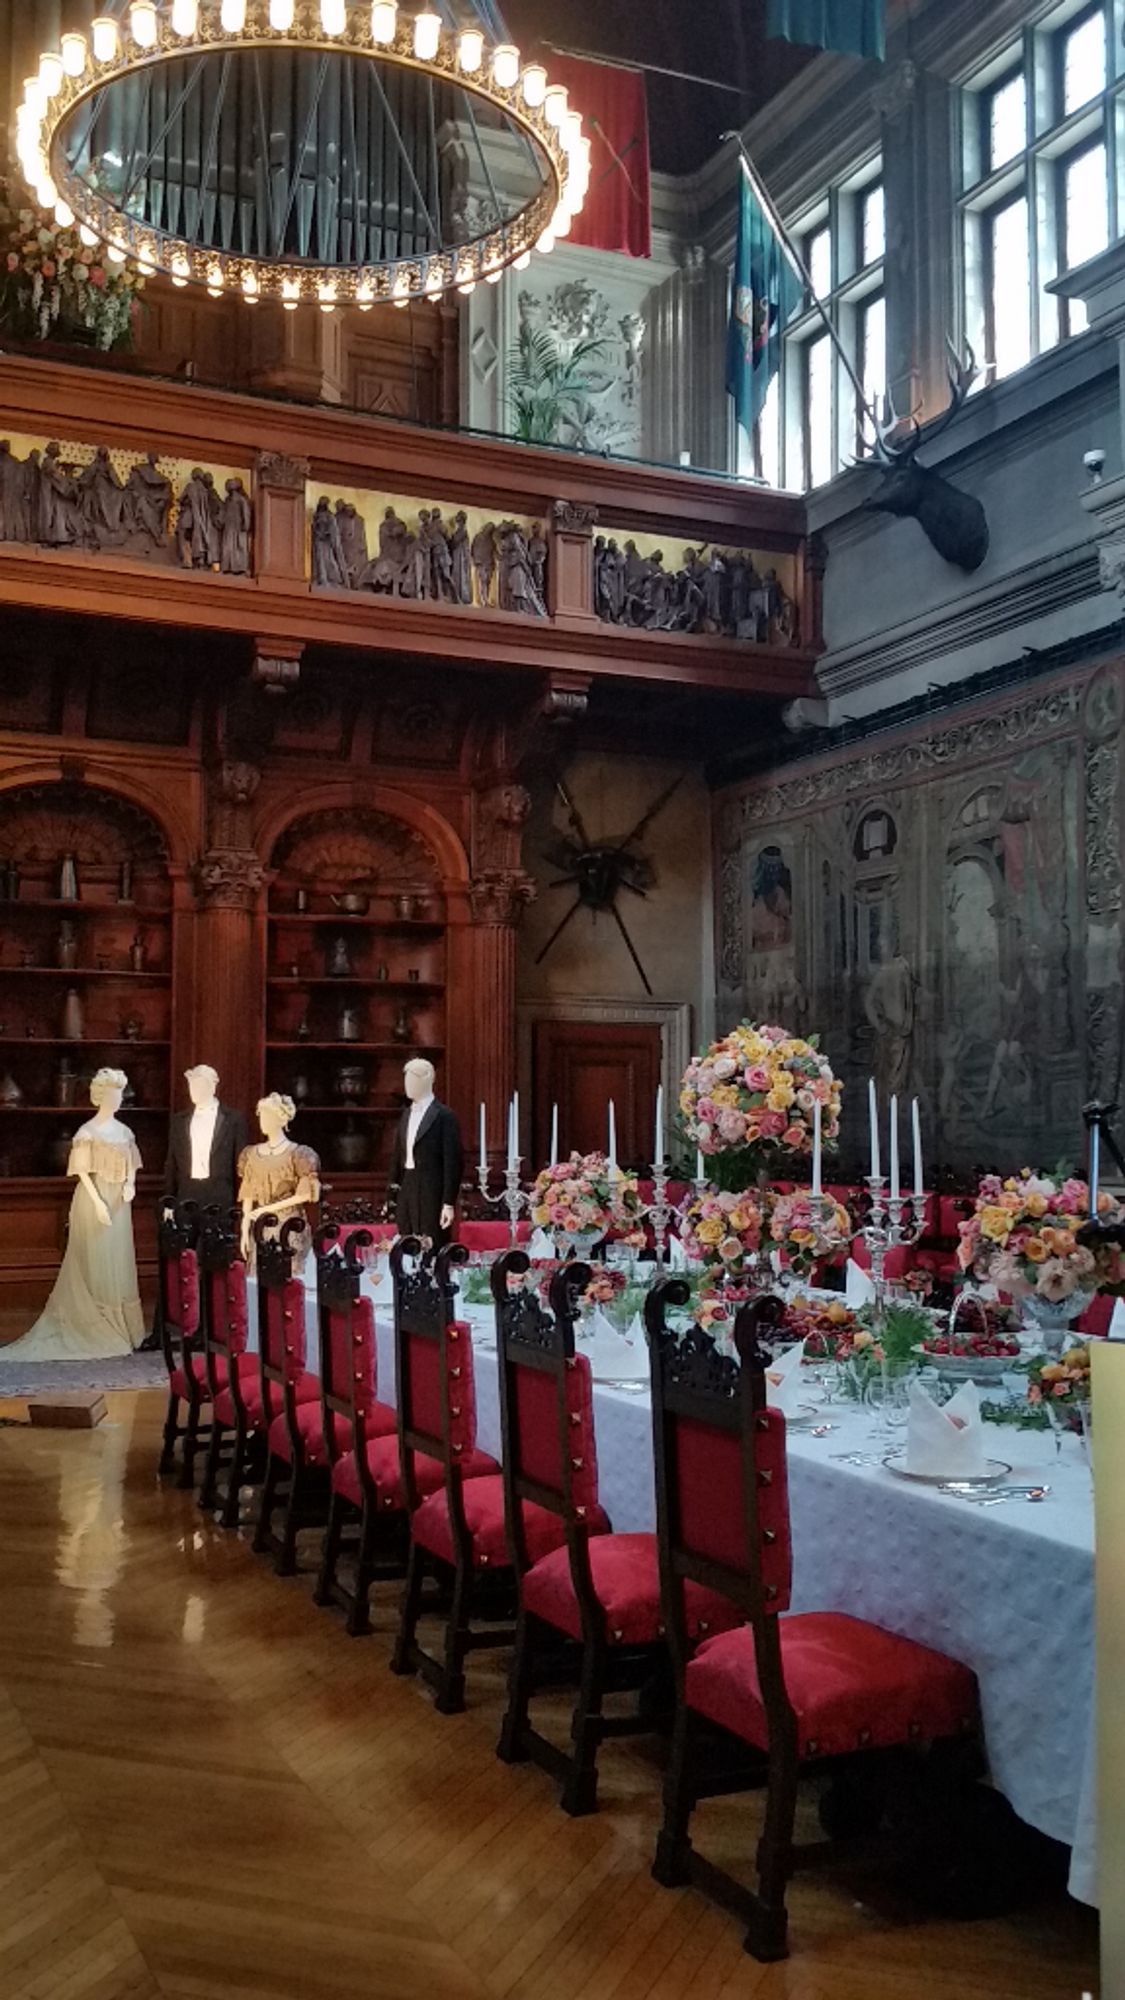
left=35, top=175, right=59, bottom=210
left=543, top=84, right=567, bottom=126
left=513, top=250, right=531, bottom=270
left=457, top=28, right=483, bottom=71
left=552, top=204, right=571, bottom=237
left=413, top=11, right=441, bottom=60
left=242, top=269, right=260, bottom=301
left=38, top=52, right=64, bottom=97
left=321, top=0, right=346, bottom=34
left=106, top=241, right=127, bottom=265
left=521, top=64, right=547, bottom=108
left=370, top=1, right=397, bottom=43
left=129, top=3, right=158, bottom=50
left=491, top=43, right=519, bottom=89
left=281, top=275, right=301, bottom=309
left=535, top=227, right=555, bottom=254
left=318, top=279, right=337, bottom=312
left=60, top=32, right=87, bottom=76
left=485, top=267, right=503, bottom=284
left=206, top=261, right=224, bottom=293
left=356, top=280, right=375, bottom=310
left=269, top=0, right=295, bottom=26
left=457, top=279, right=476, bottom=295
left=561, top=109, right=583, bottom=153
left=79, top=223, right=100, bottom=248
left=171, top=252, right=190, bottom=286
left=91, top=17, right=119, bottom=62
left=220, top=0, right=247, bottom=30
left=54, top=198, right=74, bottom=228
left=171, top=0, right=199, bottom=33
left=23, top=76, right=46, bottom=117
left=424, top=265, right=443, bottom=299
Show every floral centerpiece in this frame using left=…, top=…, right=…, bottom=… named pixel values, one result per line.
left=769, top=1190, right=851, bottom=1277
left=1, top=187, right=145, bottom=350
left=956, top=1171, right=1117, bottom=1339
left=679, top=1021, right=841, bottom=1191
left=1026, top=1343, right=1092, bottom=1432
left=530, top=1151, right=644, bottom=1253
left=678, top=1186, right=764, bottom=1272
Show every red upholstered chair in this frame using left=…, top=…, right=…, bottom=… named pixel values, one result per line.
left=157, top=1202, right=208, bottom=1487
left=494, top=1252, right=717, bottom=1818
left=457, top=1220, right=531, bottom=1253
left=310, top=1227, right=402, bottom=1634
left=195, top=1208, right=259, bottom=1524
left=644, top=1282, right=978, bottom=1963
left=252, top=1214, right=330, bottom=1574
left=390, top=1241, right=506, bottom=1712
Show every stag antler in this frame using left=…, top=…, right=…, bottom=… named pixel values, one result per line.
left=865, top=337, right=979, bottom=466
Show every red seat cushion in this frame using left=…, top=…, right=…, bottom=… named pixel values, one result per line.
left=214, top=1367, right=322, bottom=1430
left=520, top=1532, right=740, bottom=1647
left=329, top=1433, right=495, bottom=1513
left=685, top=1612, right=977, bottom=1760
left=412, top=1473, right=608, bottom=1571
left=169, top=1351, right=209, bottom=1399
left=267, top=1397, right=395, bottom=1466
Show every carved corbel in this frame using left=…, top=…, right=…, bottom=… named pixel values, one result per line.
left=251, top=636, right=304, bottom=694
left=542, top=670, right=591, bottom=723
left=469, top=870, right=537, bottom=927
left=195, top=847, right=267, bottom=910
left=472, top=782, right=532, bottom=879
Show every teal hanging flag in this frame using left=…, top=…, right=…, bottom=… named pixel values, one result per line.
left=766, top=0, right=885, bottom=59
left=726, top=167, right=803, bottom=447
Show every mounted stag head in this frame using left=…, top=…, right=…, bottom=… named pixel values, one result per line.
left=864, top=342, right=990, bottom=572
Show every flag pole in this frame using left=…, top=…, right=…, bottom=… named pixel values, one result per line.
left=720, top=129, right=874, bottom=423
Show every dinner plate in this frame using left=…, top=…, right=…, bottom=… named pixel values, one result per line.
left=882, top=1455, right=1012, bottom=1487
left=783, top=1405, right=820, bottom=1431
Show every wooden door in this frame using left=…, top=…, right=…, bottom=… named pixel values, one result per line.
left=533, top=1019, right=663, bottom=1169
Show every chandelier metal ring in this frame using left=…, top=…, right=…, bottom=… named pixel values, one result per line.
left=17, top=3, right=589, bottom=308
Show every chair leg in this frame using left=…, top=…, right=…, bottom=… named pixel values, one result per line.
left=275, top=1461, right=304, bottom=1576
left=198, top=1418, right=224, bottom=1513
left=560, top=1637, right=605, bottom=1817
left=434, top=1559, right=471, bottom=1715
left=219, top=1423, right=251, bottom=1530
left=390, top=1539, right=426, bottom=1673
left=745, top=1742, right=798, bottom=1963
left=158, top=1393, right=180, bottom=1476
left=252, top=1452, right=281, bottom=1554
left=652, top=1704, right=696, bottom=1888
left=497, top=1606, right=536, bottom=1764
left=176, top=1400, right=204, bottom=1490
left=346, top=1503, right=378, bottom=1636
left=313, top=1489, right=345, bottom=1609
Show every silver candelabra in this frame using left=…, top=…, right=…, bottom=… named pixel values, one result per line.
left=856, top=1177, right=926, bottom=1317
left=475, top=1162, right=534, bottom=1247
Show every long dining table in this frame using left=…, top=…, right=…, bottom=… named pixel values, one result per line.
left=246, top=1263, right=1097, bottom=1907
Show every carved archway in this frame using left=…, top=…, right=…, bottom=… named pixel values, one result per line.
left=254, top=780, right=468, bottom=890
left=0, top=758, right=193, bottom=870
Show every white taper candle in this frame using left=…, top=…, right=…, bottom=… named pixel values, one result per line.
left=911, top=1097, right=923, bottom=1198
left=811, top=1098, right=822, bottom=1196
left=550, top=1102, right=559, bottom=1168
left=889, top=1094, right=900, bottom=1199
left=654, top=1084, right=664, bottom=1166
left=479, top=1101, right=487, bottom=1174
left=868, top=1077, right=880, bottom=1181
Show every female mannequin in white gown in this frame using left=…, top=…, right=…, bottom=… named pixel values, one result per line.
left=9, top=1067, right=144, bottom=1361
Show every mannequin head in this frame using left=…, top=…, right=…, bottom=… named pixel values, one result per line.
left=90, top=1067, right=127, bottom=1119
left=256, top=1092, right=296, bottom=1144
left=403, top=1058, right=435, bottom=1104
left=185, top=1063, right=219, bottom=1109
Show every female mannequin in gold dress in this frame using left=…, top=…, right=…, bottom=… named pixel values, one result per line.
left=238, top=1092, right=321, bottom=1270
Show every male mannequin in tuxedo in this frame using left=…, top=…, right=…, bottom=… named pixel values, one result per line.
left=390, top=1058, right=463, bottom=1246
left=162, top=1064, right=248, bottom=1218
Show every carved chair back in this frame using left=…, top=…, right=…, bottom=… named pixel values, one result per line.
left=644, top=1282, right=795, bottom=1721
left=493, top=1252, right=603, bottom=1620
left=157, top=1200, right=201, bottom=1377
left=391, top=1238, right=478, bottom=1538
left=197, top=1205, right=249, bottom=1416
left=255, top=1214, right=310, bottom=1453
left=315, top=1226, right=377, bottom=1485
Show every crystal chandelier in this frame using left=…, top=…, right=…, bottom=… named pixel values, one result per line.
left=15, top=2, right=590, bottom=309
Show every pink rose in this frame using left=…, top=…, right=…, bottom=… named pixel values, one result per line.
left=782, top=1124, right=805, bottom=1148
left=696, top=1097, right=717, bottom=1123
left=717, top=1109, right=747, bottom=1143
left=745, top=1065, right=771, bottom=1090
left=758, top=1111, right=786, bottom=1138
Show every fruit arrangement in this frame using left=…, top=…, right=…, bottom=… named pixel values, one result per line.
left=778, top=1294, right=862, bottom=1358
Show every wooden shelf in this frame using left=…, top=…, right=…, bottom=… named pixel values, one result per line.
left=267, top=1039, right=443, bottom=1053
left=0, top=899, right=171, bottom=916
left=268, top=913, right=444, bottom=934
left=0, top=967, right=171, bottom=981
left=267, top=977, right=444, bottom=994
left=0, top=1036, right=169, bottom=1048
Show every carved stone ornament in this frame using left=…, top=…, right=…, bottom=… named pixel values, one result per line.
left=552, top=500, right=599, bottom=536
left=469, top=870, right=537, bottom=926
left=594, top=535, right=798, bottom=644
left=873, top=57, right=917, bottom=125
left=195, top=847, right=267, bottom=909
left=1098, top=538, right=1125, bottom=601
left=255, top=450, right=311, bottom=491
left=217, top=758, right=262, bottom=807
left=251, top=653, right=301, bottom=695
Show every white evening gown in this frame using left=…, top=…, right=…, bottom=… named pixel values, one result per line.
left=10, top=1120, right=145, bottom=1360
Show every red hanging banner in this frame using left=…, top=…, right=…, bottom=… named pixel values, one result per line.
left=547, top=54, right=651, bottom=260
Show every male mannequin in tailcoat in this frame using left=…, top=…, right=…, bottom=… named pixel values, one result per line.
left=390, top=1058, right=463, bottom=1247
left=162, top=1064, right=248, bottom=1217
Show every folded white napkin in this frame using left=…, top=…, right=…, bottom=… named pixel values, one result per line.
left=906, top=1379, right=986, bottom=1477
left=667, top=1232, right=688, bottom=1270
left=764, top=1338, right=807, bottom=1416
left=528, top=1227, right=555, bottom=1260
left=581, top=1306, right=649, bottom=1383
left=1110, top=1297, right=1125, bottom=1340
left=845, top=1257, right=876, bottom=1307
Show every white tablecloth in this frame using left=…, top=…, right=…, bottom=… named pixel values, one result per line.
left=248, top=1269, right=1097, bottom=1905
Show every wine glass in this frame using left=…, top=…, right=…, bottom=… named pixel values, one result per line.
left=1044, top=1394, right=1074, bottom=1460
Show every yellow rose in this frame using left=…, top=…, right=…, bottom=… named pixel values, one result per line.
left=978, top=1205, right=1012, bottom=1243
left=696, top=1218, right=724, bottom=1246
left=1024, top=1192, right=1048, bottom=1218
left=1023, top=1236, right=1049, bottom=1263
left=710, top=1085, right=739, bottom=1109
left=767, top=1083, right=795, bottom=1112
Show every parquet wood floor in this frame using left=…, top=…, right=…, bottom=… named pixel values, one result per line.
left=0, top=1392, right=1100, bottom=2000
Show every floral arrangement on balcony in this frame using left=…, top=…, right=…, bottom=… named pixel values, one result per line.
left=679, top=1022, right=841, bottom=1191
left=678, top=1186, right=764, bottom=1272
left=955, top=1171, right=1116, bottom=1303
left=530, top=1152, right=644, bottom=1249
left=0, top=185, right=145, bottom=350
left=768, top=1190, right=852, bottom=1276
